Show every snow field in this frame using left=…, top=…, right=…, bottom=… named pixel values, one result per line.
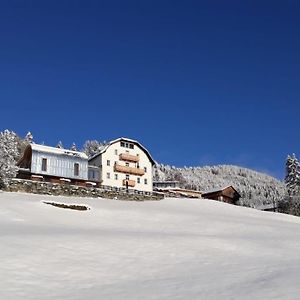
left=1, top=192, right=300, bottom=300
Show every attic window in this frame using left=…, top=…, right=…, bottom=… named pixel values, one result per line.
left=41, top=158, right=47, bottom=172
left=121, top=141, right=134, bottom=149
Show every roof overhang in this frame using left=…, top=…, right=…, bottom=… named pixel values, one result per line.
left=89, top=137, right=155, bottom=165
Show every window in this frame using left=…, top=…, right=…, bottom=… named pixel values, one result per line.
left=121, top=141, right=134, bottom=149
left=137, top=177, right=140, bottom=184
left=144, top=167, right=147, bottom=173
left=115, top=149, right=118, bottom=155
left=90, top=170, right=95, bottom=179
left=107, top=172, right=110, bottom=179
left=115, top=174, right=118, bottom=180
left=41, top=158, right=47, bottom=172
left=107, top=160, right=110, bottom=166
left=144, top=178, right=148, bottom=185
left=126, top=174, right=129, bottom=180
left=125, top=162, right=129, bottom=167
left=74, top=163, right=79, bottom=176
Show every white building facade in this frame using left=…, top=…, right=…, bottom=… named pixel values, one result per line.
left=17, top=144, right=88, bottom=184
left=88, top=138, right=154, bottom=192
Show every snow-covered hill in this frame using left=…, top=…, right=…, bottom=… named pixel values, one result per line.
left=154, top=164, right=286, bottom=208
left=1, top=191, right=300, bottom=300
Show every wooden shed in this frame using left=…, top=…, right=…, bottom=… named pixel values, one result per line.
left=202, top=185, right=240, bottom=205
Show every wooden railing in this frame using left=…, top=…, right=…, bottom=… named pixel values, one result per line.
left=114, top=163, right=145, bottom=176
left=119, top=153, right=140, bottom=163
left=122, top=179, right=136, bottom=187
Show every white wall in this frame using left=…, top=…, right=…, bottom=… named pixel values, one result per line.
left=31, top=151, right=88, bottom=180
left=88, top=140, right=153, bottom=192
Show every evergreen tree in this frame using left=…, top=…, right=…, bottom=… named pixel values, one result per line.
left=56, top=141, right=64, bottom=149
left=0, top=130, right=19, bottom=188
left=82, top=140, right=105, bottom=158
left=285, top=154, right=300, bottom=195
left=70, top=143, right=77, bottom=151
left=24, top=131, right=34, bottom=143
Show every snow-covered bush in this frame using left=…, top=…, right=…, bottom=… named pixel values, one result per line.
left=278, top=192, right=300, bottom=216
left=0, top=130, right=19, bottom=188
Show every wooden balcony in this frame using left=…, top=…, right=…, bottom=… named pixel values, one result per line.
left=114, top=163, right=145, bottom=176
left=123, top=179, right=136, bottom=187
left=119, top=153, right=140, bottom=163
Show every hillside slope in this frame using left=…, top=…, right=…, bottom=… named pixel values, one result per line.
left=1, top=192, right=300, bottom=300
left=154, top=164, right=286, bottom=207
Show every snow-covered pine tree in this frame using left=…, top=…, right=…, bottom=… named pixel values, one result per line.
left=56, top=141, right=64, bottom=149
left=285, top=154, right=300, bottom=195
left=0, top=130, right=19, bottom=188
left=70, top=143, right=77, bottom=151
left=82, top=140, right=106, bottom=158
left=24, top=131, right=34, bottom=143
left=16, top=131, right=33, bottom=155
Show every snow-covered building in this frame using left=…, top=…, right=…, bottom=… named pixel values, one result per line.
left=17, top=144, right=88, bottom=185
left=88, top=138, right=155, bottom=192
left=153, top=181, right=180, bottom=189
left=202, top=185, right=241, bottom=204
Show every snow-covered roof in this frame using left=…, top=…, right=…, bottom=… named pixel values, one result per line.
left=30, top=144, right=88, bottom=160
left=153, top=181, right=180, bottom=184
left=89, top=137, right=155, bottom=165
left=202, top=185, right=239, bottom=195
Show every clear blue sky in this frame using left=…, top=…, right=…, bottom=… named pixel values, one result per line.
left=1, top=1, right=299, bottom=179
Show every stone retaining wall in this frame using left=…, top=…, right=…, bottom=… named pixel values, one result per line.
left=4, top=179, right=164, bottom=201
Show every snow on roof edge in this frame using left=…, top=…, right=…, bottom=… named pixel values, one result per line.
left=30, top=144, right=88, bottom=160
left=202, top=185, right=239, bottom=195
left=89, top=137, right=155, bottom=164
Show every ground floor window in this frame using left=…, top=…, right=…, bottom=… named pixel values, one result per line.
left=41, top=158, right=47, bottom=172
left=74, top=163, right=79, bottom=176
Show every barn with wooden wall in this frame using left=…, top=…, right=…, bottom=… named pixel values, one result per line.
left=202, top=185, right=241, bottom=204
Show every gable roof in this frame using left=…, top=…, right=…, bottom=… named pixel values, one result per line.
left=89, top=137, right=155, bottom=165
left=28, top=144, right=88, bottom=160
left=202, top=185, right=240, bottom=196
